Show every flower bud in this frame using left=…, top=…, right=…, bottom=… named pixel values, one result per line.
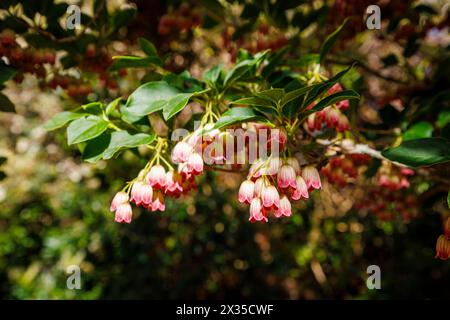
left=249, top=198, right=268, bottom=223
left=445, top=217, right=450, bottom=240
left=301, top=166, right=322, bottom=190
left=150, top=190, right=166, bottom=212
left=286, top=157, right=301, bottom=175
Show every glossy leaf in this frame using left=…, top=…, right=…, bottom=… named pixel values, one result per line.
left=403, top=122, right=434, bottom=141
left=0, top=62, right=17, bottom=84
left=67, top=115, right=109, bottom=145
left=139, top=38, right=158, bottom=57
left=306, top=90, right=360, bottom=114
left=382, top=138, right=450, bottom=167
left=109, top=55, right=162, bottom=71
left=0, top=93, right=15, bottom=113
left=162, top=93, right=195, bottom=120
left=44, top=111, right=87, bottom=131
left=319, top=18, right=349, bottom=64
left=214, top=107, right=260, bottom=129
left=125, top=81, right=180, bottom=116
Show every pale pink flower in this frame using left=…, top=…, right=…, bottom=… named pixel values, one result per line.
left=165, top=171, right=183, bottom=195
left=275, top=195, right=292, bottom=218
left=114, top=203, right=133, bottom=223
left=130, top=181, right=144, bottom=205
left=187, top=152, right=204, bottom=174
left=238, top=180, right=255, bottom=204
left=302, top=166, right=322, bottom=190
left=286, top=157, right=300, bottom=175
left=328, top=83, right=343, bottom=94
left=151, top=190, right=165, bottom=212
left=261, top=185, right=280, bottom=209
left=325, top=107, right=340, bottom=126
left=291, top=176, right=309, bottom=200
left=336, top=100, right=349, bottom=110
left=249, top=198, right=268, bottom=223
left=146, top=165, right=166, bottom=188
left=140, top=184, right=153, bottom=205
left=110, top=191, right=129, bottom=212
left=267, top=157, right=281, bottom=175
left=277, top=165, right=297, bottom=189
left=171, top=141, right=192, bottom=164
left=336, top=114, right=349, bottom=132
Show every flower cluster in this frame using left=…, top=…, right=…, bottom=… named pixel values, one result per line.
left=0, top=29, right=55, bottom=83
left=238, top=156, right=321, bottom=223
left=436, top=217, right=450, bottom=260
left=321, top=153, right=372, bottom=187
left=305, top=84, right=350, bottom=133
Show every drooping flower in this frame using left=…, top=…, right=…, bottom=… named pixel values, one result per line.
left=261, top=185, right=280, bottom=209
left=275, top=195, right=292, bottom=218
left=171, top=141, right=192, bottom=164
left=130, top=181, right=144, bottom=205
left=249, top=159, right=267, bottom=179
left=436, top=235, right=450, bottom=260
left=114, top=203, right=133, bottom=223
left=165, top=170, right=184, bottom=196
left=291, top=176, right=309, bottom=200
left=286, top=157, right=300, bottom=175
left=140, top=184, right=154, bottom=206
left=302, top=165, right=322, bottom=190
left=151, top=190, right=166, bottom=212
left=249, top=198, right=267, bottom=223
left=110, top=191, right=129, bottom=212
left=187, top=152, right=204, bottom=174
left=238, top=180, right=255, bottom=204
left=267, top=157, right=281, bottom=176
left=277, top=165, right=297, bottom=189
left=336, top=113, right=349, bottom=132
left=146, top=165, right=166, bottom=188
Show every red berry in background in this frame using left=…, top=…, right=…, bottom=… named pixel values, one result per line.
left=179, top=3, right=190, bottom=16
left=86, top=44, right=96, bottom=58
left=0, top=29, right=15, bottom=46
left=258, top=23, right=269, bottom=35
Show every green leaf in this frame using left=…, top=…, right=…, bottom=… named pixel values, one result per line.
left=44, top=111, right=87, bottom=131
left=447, top=190, right=450, bottom=209
left=302, top=65, right=354, bottom=108
left=139, top=38, right=158, bottom=56
left=280, top=84, right=318, bottom=108
left=214, top=107, right=260, bottom=129
left=67, top=115, right=109, bottom=145
left=203, top=64, right=223, bottom=86
left=447, top=189, right=450, bottom=209
left=81, top=102, right=103, bottom=114
left=223, top=50, right=269, bottom=87
left=125, top=81, right=181, bottom=116
left=0, top=93, right=15, bottom=113
left=231, top=97, right=275, bottom=108
left=306, top=90, right=360, bottom=115
left=110, top=7, right=136, bottom=31
left=105, top=98, right=122, bottom=116
left=109, top=55, right=162, bottom=71
left=403, top=122, right=434, bottom=141
left=162, top=93, right=194, bottom=120
left=255, top=88, right=285, bottom=105
left=437, top=110, right=450, bottom=129
left=0, top=62, right=17, bottom=84
left=381, top=138, right=450, bottom=167
left=83, top=131, right=155, bottom=162
left=319, top=18, right=349, bottom=64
